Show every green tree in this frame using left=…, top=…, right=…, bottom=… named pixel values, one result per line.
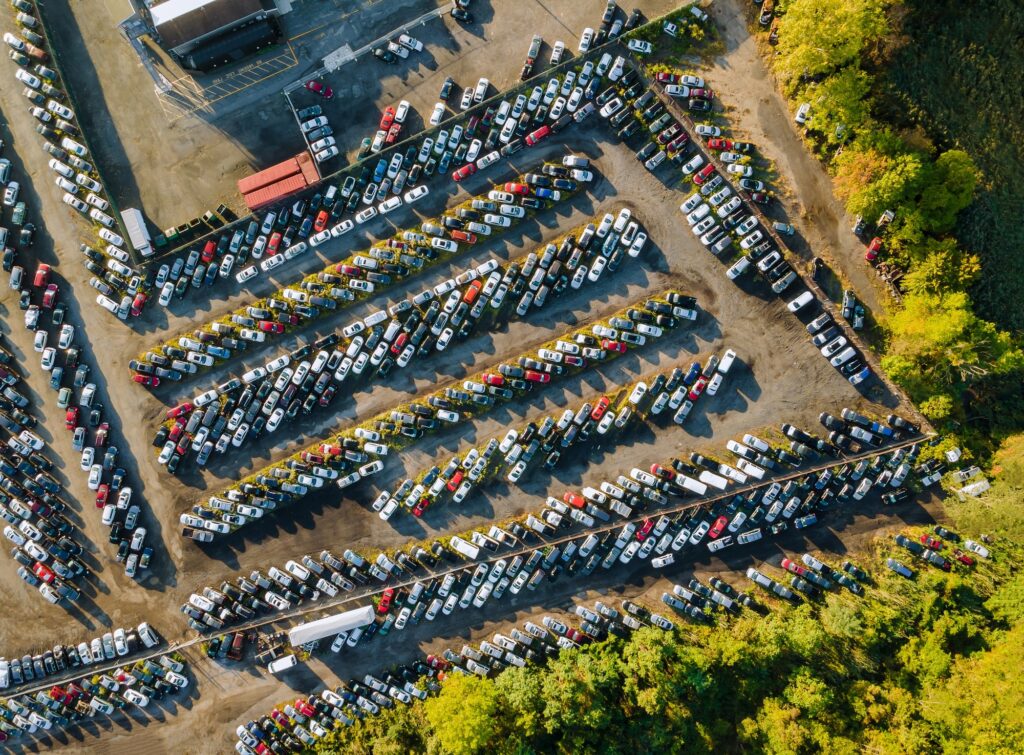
left=423, top=673, right=500, bottom=755
left=806, top=66, right=874, bottom=145
left=901, top=241, right=981, bottom=295
left=845, top=151, right=928, bottom=221
left=773, top=0, right=889, bottom=90
left=915, top=150, right=978, bottom=233
left=882, top=291, right=1024, bottom=390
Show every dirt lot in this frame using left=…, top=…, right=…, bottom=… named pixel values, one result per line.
left=41, top=0, right=679, bottom=232
left=0, top=0, right=928, bottom=752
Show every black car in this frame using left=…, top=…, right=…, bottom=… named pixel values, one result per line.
left=373, top=47, right=397, bottom=63
left=451, top=7, right=472, bottom=23
left=439, top=76, right=455, bottom=100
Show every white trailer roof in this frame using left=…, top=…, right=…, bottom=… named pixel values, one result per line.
left=287, top=605, right=375, bottom=647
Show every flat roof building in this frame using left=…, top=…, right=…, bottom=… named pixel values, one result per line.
left=149, top=0, right=280, bottom=71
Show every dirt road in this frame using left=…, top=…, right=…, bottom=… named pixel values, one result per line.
left=704, top=0, right=887, bottom=319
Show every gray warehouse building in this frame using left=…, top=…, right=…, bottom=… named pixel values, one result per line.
left=149, top=0, right=281, bottom=72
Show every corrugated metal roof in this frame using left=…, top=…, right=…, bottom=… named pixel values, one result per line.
left=237, top=157, right=301, bottom=195
left=151, top=0, right=262, bottom=50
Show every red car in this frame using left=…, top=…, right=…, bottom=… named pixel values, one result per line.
left=452, top=163, right=476, bottom=182
left=295, top=699, right=316, bottom=718
left=201, top=240, right=217, bottom=263
left=305, top=79, right=334, bottom=99
left=482, top=373, right=504, bottom=386
left=524, top=125, right=551, bottom=146
left=133, top=374, right=160, bottom=386
left=337, top=263, right=361, bottom=277
left=504, top=182, right=530, bottom=195
left=690, top=87, right=714, bottom=100
left=390, top=332, right=409, bottom=355
left=130, top=292, right=148, bottom=316
left=318, top=443, right=341, bottom=456
left=688, top=376, right=709, bottom=400
left=601, top=339, right=626, bottom=353
left=708, top=515, right=728, bottom=539
left=590, top=396, right=610, bottom=421
left=450, top=230, right=477, bottom=244
left=378, top=588, right=394, bottom=614
left=314, top=210, right=329, bottom=233
left=271, top=709, right=289, bottom=727
left=865, top=237, right=883, bottom=263
left=563, top=492, right=585, bottom=509
left=952, top=549, right=975, bottom=566
left=259, top=321, right=285, bottom=333
left=33, top=562, right=55, bottom=584
left=386, top=123, right=402, bottom=144
left=167, top=402, right=194, bottom=419
left=650, top=463, right=675, bottom=481
left=65, top=407, right=79, bottom=429
left=446, top=470, right=464, bottom=492
left=749, top=191, right=771, bottom=204
left=379, top=106, right=396, bottom=130
left=412, top=497, right=429, bottom=517
left=42, top=283, right=58, bottom=309
left=268, top=232, right=282, bottom=253
left=95, top=483, right=109, bottom=508
left=655, top=72, right=681, bottom=83
left=426, top=654, right=449, bottom=670
left=524, top=370, right=550, bottom=383
left=33, top=263, right=50, bottom=288
left=706, top=138, right=733, bottom=151
left=168, top=422, right=184, bottom=443
left=920, top=534, right=942, bottom=550
left=781, top=558, right=808, bottom=576
left=693, top=164, right=716, bottom=185
left=636, top=519, right=655, bottom=541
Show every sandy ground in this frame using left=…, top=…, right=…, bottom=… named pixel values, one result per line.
left=702, top=0, right=888, bottom=317
left=0, top=0, right=929, bottom=752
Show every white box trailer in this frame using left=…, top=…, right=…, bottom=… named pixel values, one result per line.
left=120, top=207, right=153, bottom=257
left=287, top=605, right=375, bottom=647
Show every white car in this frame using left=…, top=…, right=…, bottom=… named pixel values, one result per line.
left=429, top=101, right=445, bottom=126
left=627, top=39, right=653, bottom=54
left=578, top=27, right=594, bottom=52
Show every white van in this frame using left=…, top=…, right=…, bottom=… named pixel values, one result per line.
left=717, top=349, right=737, bottom=375
left=268, top=655, right=299, bottom=674
left=449, top=536, right=480, bottom=560
left=677, top=476, right=707, bottom=496
left=698, top=470, right=729, bottom=490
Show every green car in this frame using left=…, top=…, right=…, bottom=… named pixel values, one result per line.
left=11, top=201, right=26, bottom=225
left=57, top=386, right=72, bottom=408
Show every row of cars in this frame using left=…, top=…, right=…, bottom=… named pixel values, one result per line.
left=183, top=405, right=911, bottom=636
left=3, top=0, right=143, bottom=321
left=144, top=3, right=624, bottom=328
left=746, top=553, right=871, bottom=603
left=620, top=72, right=874, bottom=386
left=889, top=525, right=990, bottom=578
left=158, top=199, right=630, bottom=481
left=0, top=622, right=160, bottom=692
left=183, top=289, right=685, bottom=538
left=0, top=649, right=188, bottom=742
left=231, top=579, right=705, bottom=754
left=14, top=262, right=153, bottom=578
left=134, top=167, right=576, bottom=383
left=0, top=262, right=109, bottom=600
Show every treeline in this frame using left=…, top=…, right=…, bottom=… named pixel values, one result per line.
left=313, top=443, right=1024, bottom=754
left=771, top=0, right=1024, bottom=456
